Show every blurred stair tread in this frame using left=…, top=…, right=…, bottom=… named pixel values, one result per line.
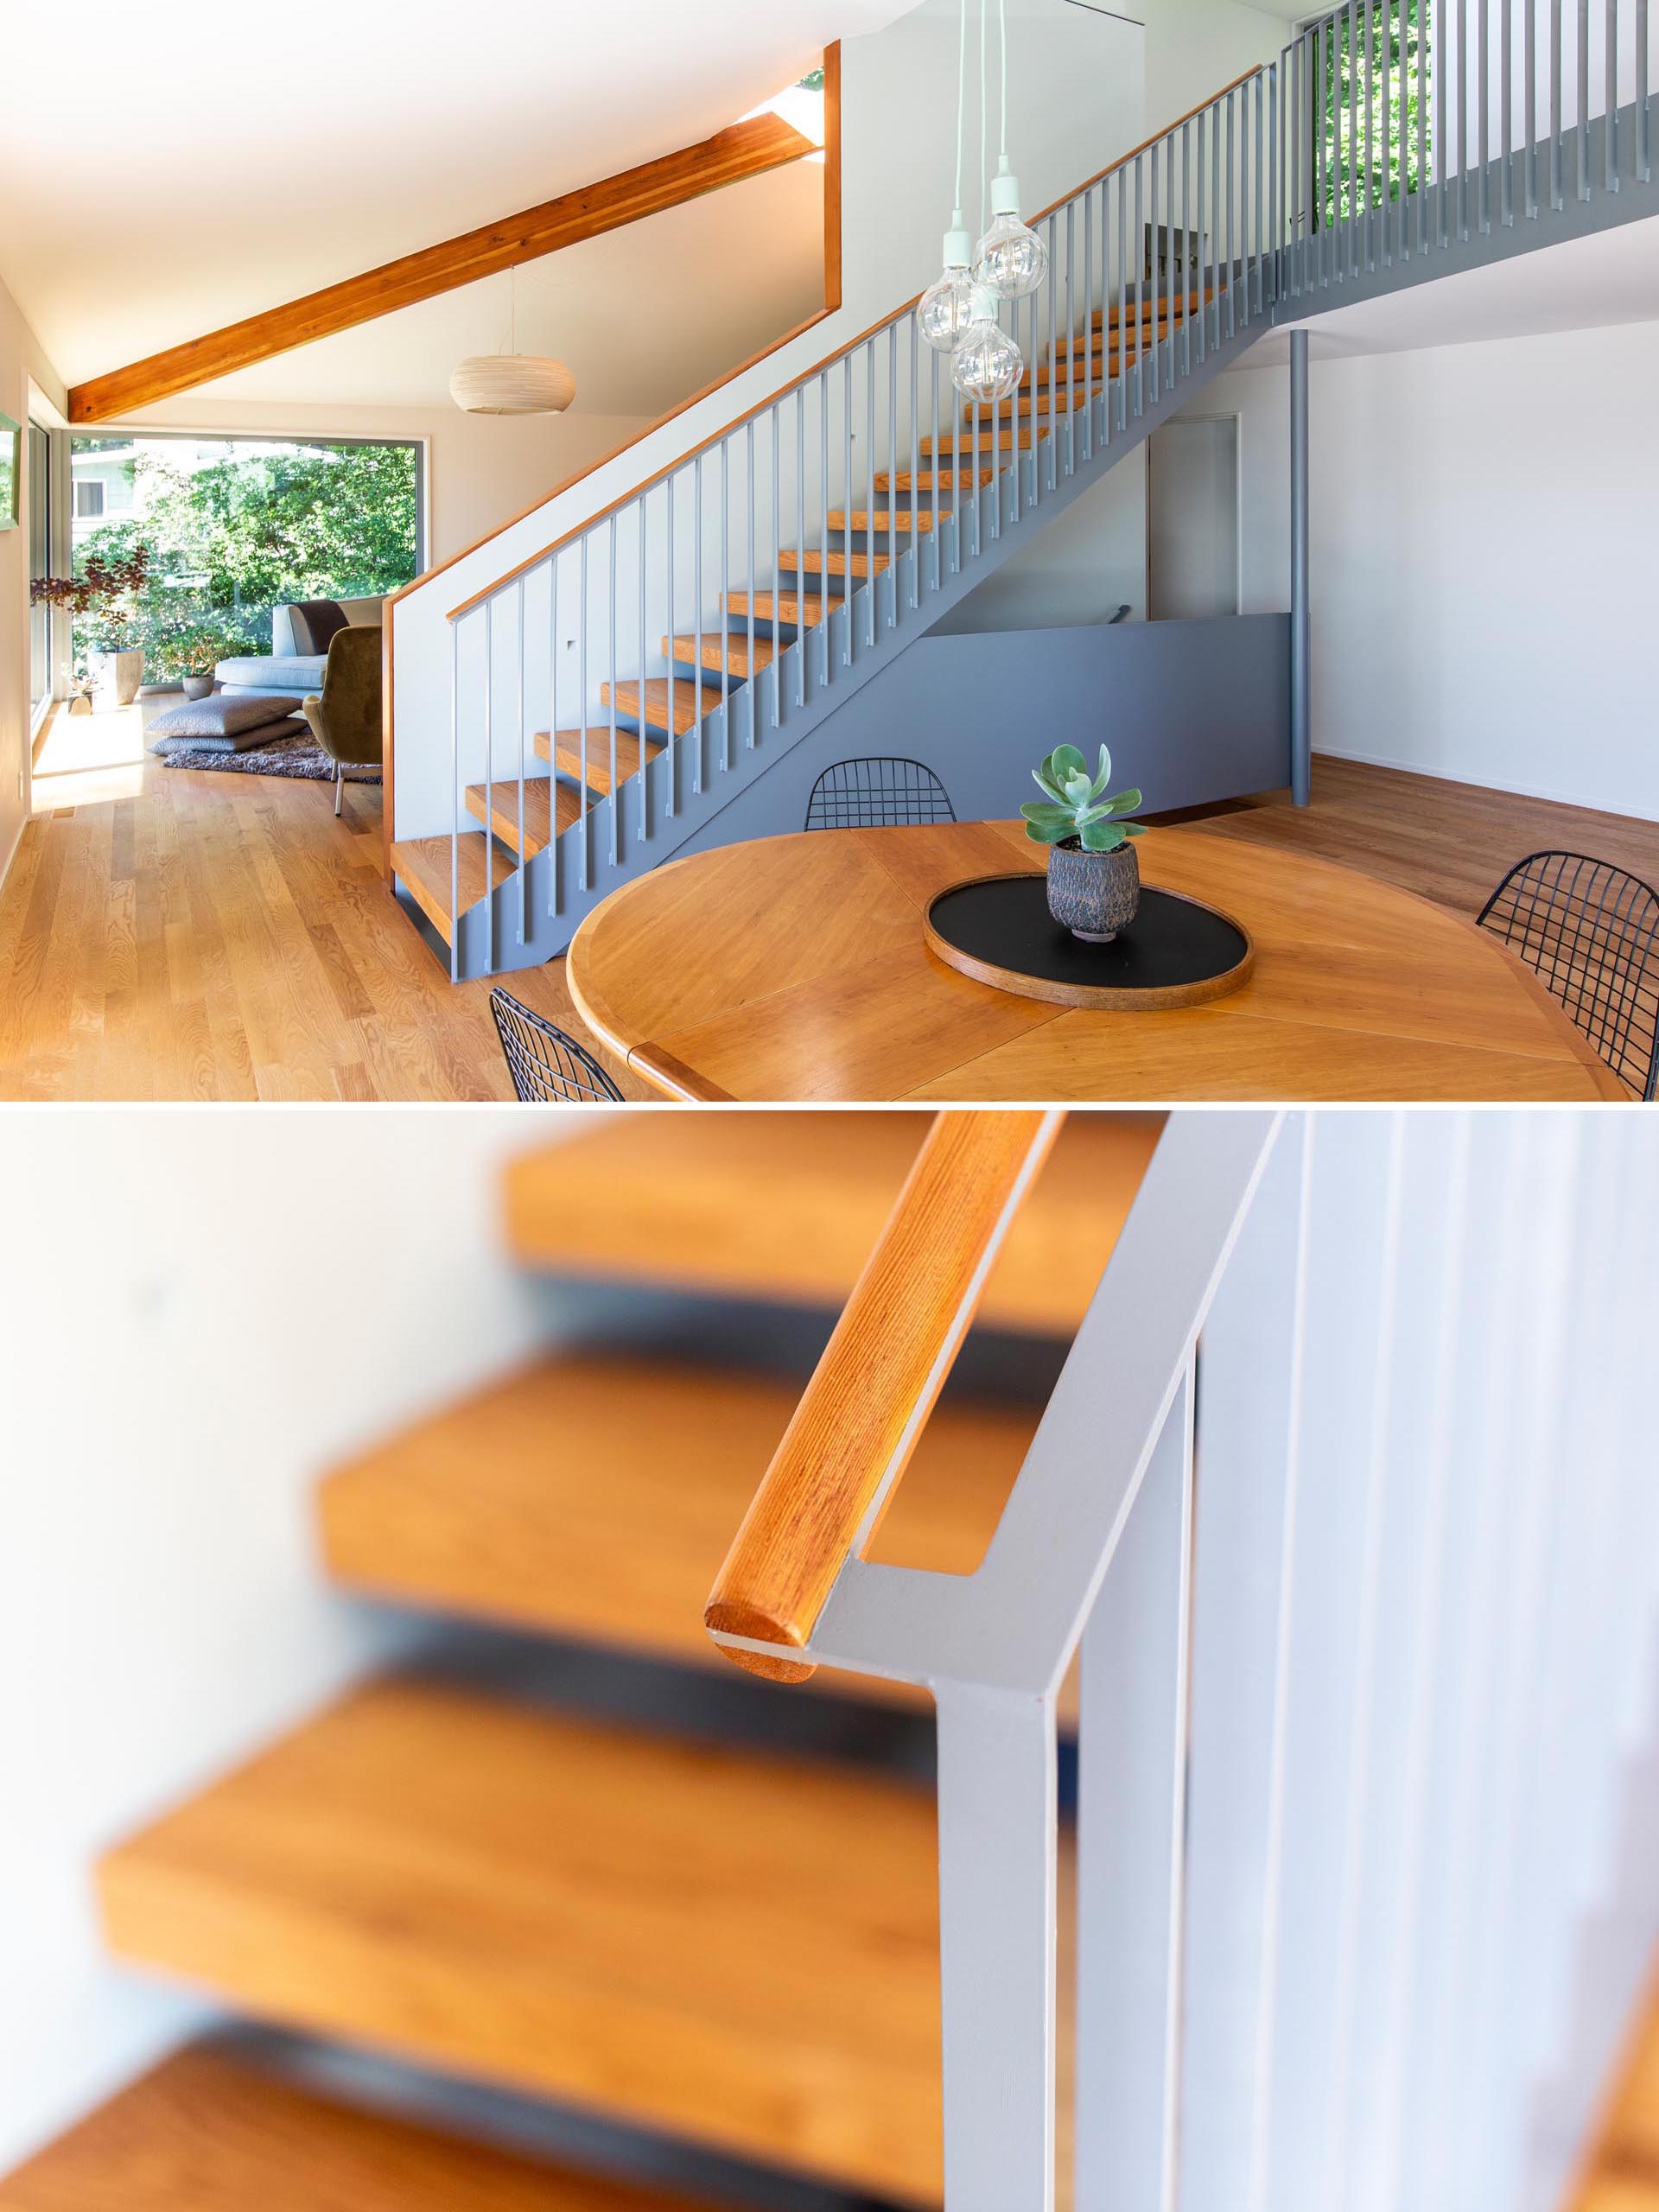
left=465, top=779, right=578, bottom=859
left=0, top=2044, right=709, bottom=2212
left=319, top=1352, right=1039, bottom=1697
left=502, top=1109, right=1163, bottom=1333
left=391, top=834, right=512, bottom=944
left=97, top=1679, right=957, bottom=2204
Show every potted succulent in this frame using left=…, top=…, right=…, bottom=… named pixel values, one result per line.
left=1021, top=742, right=1147, bottom=942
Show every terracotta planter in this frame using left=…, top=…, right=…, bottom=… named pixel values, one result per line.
left=1046, top=837, right=1140, bottom=942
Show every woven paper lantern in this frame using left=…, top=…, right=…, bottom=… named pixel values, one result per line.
left=449, top=355, right=575, bottom=416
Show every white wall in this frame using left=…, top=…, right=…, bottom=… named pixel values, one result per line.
left=0, top=276, right=65, bottom=891
left=109, top=397, right=653, bottom=573
left=0, top=1110, right=588, bottom=2174
left=1206, top=317, right=1659, bottom=818
left=934, top=448, right=1149, bottom=630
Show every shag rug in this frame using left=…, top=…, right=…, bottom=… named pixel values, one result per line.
left=150, top=728, right=382, bottom=785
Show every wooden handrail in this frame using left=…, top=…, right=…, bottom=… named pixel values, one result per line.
left=444, top=65, right=1268, bottom=624
left=704, top=1109, right=1065, bottom=1681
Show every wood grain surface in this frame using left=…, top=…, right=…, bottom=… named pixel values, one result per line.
left=565, top=817, right=1626, bottom=1101
left=704, top=1112, right=1060, bottom=1678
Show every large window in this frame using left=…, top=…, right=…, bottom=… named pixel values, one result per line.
left=67, top=433, right=423, bottom=682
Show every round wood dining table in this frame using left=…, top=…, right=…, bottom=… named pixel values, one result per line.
left=566, top=819, right=1625, bottom=1102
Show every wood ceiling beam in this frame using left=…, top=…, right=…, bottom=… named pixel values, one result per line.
left=67, top=110, right=816, bottom=423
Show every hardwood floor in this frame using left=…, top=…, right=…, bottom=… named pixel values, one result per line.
left=2, top=720, right=1654, bottom=1102
left=0, top=707, right=651, bottom=1103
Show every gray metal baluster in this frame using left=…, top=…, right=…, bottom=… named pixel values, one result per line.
left=1118, top=161, right=1131, bottom=424
left=1228, top=87, right=1238, bottom=332
left=844, top=358, right=858, bottom=645
left=1456, top=0, right=1470, bottom=234
left=1502, top=0, right=1515, bottom=221
left=635, top=499, right=646, bottom=842
left=1056, top=208, right=1071, bottom=478
left=1578, top=0, right=1591, bottom=197
left=1081, top=192, right=1095, bottom=461
left=548, top=552, right=559, bottom=920
left=1433, top=0, right=1442, bottom=243
left=578, top=540, right=590, bottom=871
left=772, top=404, right=784, bottom=719
left=864, top=345, right=879, bottom=620
left=1270, top=60, right=1281, bottom=303
left=448, top=613, right=459, bottom=982
left=1350, top=0, right=1363, bottom=270
left=607, top=519, right=619, bottom=855
left=1289, top=41, right=1300, bottom=297
left=483, top=595, right=493, bottom=976
left=1211, top=102, right=1223, bottom=341
left=692, top=454, right=703, bottom=796
left=1551, top=0, right=1564, bottom=206
left=1134, top=154, right=1146, bottom=410
left=1525, top=0, right=1538, bottom=211
left=1478, top=0, right=1491, bottom=230
left=664, top=474, right=675, bottom=810
left=1605, top=0, right=1618, bottom=190
left=821, top=371, right=833, bottom=680
left=1195, top=116, right=1207, bottom=362
left=888, top=323, right=900, bottom=605
left=798, top=387, right=809, bottom=694
left=1642, top=0, right=1653, bottom=179
left=1150, top=150, right=1162, bottom=404
left=720, top=440, right=730, bottom=769
left=1255, top=72, right=1266, bottom=313
left=747, top=418, right=760, bottom=698
left=517, top=575, right=527, bottom=944
left=1419, top=0, right=1430, bottom=245
left=907, top=321, right=921, bottom=602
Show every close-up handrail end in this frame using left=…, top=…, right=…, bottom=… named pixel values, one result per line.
left=704, top=1601, right=817, bottom=1684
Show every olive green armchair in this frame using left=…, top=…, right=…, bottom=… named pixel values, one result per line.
left=301, top=625, right=384, bottom=815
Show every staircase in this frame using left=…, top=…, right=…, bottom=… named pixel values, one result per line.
left=0, top=1112, right=1154, bottom=2212
left=387, top=6, right=1656, bottom=982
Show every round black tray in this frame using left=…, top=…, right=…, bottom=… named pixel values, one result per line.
left=925, top=872, right=1254, bottom=1008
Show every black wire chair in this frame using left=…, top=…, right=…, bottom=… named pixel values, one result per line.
left=1476, top=851, right=1659, bottom=1099
left=804, top=756, right=957, bottom=832
left=490, top=988, right=624, bottom=1104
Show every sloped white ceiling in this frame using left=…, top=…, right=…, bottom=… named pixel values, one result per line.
left=0, top=0, right=914, bottom=388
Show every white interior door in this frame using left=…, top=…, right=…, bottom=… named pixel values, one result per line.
left=1147, top=416, right=1240, bottom=622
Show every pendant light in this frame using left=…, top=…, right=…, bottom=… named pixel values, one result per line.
left=919, top=0, right=996, bottom=352
left=451, top=266, right=575, bottom=416
left=971, top=0, right=1049, bottom=300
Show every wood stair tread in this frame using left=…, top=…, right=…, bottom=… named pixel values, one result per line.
left=319, top=1352, right=1039, bottom=1694
left=722, top=591, right=828, bottom=627
left=391, top=834, right=512, bottom=943
left=874, top=467, right=996, bottom=494
left=1087, top=287, right=1215, bottom=329
left=0, top=2046, right=702, bottom=2212
left=778, top=547, right=892, bottom=577
left=826, top=509, right=938, bottom=532
left=602, top=678, right=726, bottom=739
left=664, top=632, right=777, bottom=677
left=97, top=1677, right=954, bottom=2203
left=465, top=779, right=578, bottom=859
left=503, top=1109, right=1162, bottom=1336
left=535, top=727, right=663, bottom=796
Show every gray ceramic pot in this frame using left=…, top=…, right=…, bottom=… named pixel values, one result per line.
left=181, top=673, right=216, bottom=701
left=1046, top=837, right=1141, bottom=942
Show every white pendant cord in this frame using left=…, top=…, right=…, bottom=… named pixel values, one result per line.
left=952, top=0, right=968, bottom=229
left=980, top=0, right=988, bottom=234
left=999, top=0, right=1009, bottom=164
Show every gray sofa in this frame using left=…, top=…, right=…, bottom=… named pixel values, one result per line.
left=215, top=595, right=386, bottom=696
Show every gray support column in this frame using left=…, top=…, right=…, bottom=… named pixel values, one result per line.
left=1289, top=328, right=1312, bottom=806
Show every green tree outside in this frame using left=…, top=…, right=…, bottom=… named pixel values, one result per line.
left=72, top=439, right=419, bottom=679
left=1319, top=0, right=1431, bottom=227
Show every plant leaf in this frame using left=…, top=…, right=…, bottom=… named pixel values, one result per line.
left=1102, top=786, right=1143, bottom=815
left=1020, top=800, right=1072, bottom=824
left=1079, top=818, right=1128, bottom=853
left=1025, top=817, right=1071, bottom=843
left=1046, top=743, right=1086, bottom=783
left=1031, top=766, right=1068, bottom=804
left=1122, top=821, right=1147, bottom=836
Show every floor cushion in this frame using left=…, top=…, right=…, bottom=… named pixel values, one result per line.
left=147, top=693, right=305, bottom=751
